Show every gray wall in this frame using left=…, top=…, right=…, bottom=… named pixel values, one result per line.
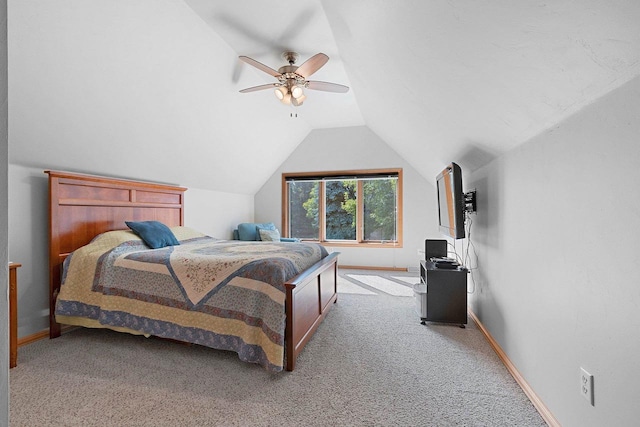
left=254, top=125, right=437, bottom=270
left=466, top=75, right=640, bottom=426
left=1, top=0, right=8, bottom=424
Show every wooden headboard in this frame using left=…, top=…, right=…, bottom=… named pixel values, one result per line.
left=46, top=170, right=187, bottom=337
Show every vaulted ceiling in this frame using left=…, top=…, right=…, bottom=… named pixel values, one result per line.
left=9, top=0, right=640, bottom=194
left=185, top=0, right=640, bottom=178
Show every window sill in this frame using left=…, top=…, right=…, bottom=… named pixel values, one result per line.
left=296, top=241, right=403, bottom=249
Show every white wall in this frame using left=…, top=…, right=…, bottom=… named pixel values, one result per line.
left=185, top=187, right=254, bottom=239
left=466, top=75, right=640, bottom=426
left=7, top=164, right=254, bottom=338
left=8, top=0, right=259, bottom=341
left=254, top=125, right=437, bottom=269
left=7, top=0, right=310, bottom=195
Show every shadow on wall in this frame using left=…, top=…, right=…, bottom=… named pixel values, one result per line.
left=461, top=146, right=508, bottom=340
left=453, top=142, right=503, bottom=250
left=455, top=143, right=499, bottom=175
left=466, top=161, right=503, bottom=251
left=17, top=173, right=49, bottom=334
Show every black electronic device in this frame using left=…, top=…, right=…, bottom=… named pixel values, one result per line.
left=434, top=261, right=459, bottom=269
left=425, top=239, right=447, bottom=260
left=430, top=257, right=459, bottom=269
left=464, top=189, right=477, bottom=213
left=436, top=162, right=466, bottom=239
left=430, top=257, right=456, bottom=263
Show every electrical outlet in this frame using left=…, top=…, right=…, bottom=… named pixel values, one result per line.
left=580, top=367, right=594, bottom=406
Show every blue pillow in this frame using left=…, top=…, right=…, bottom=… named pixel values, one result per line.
left=125, top=221, right=180, bottom=249
left=237, top=222, right=276, bottom=241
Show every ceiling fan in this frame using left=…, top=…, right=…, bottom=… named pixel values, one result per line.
left=238, top=52, right=349, bottom=107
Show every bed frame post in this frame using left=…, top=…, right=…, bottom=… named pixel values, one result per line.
left=284, top=252, right=339, bottom=371
left=48, top=173, right=62, bottom=338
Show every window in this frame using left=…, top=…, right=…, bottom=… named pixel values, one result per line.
left=283, top=169, right=402, bottom=247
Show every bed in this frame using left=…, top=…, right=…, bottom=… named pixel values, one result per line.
left=46, top=170, right=339, bottom=371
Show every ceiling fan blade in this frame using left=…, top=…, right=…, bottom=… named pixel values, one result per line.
left=239, top=56, right=281, bottom=78
left=295, top=53, right=329, bottom=78
left=239, top=83, right=279, bottom=93
left=306, top=80, right=350, bottom=93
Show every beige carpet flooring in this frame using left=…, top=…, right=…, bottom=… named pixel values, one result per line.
left=9, top=269, right=545, bottom=426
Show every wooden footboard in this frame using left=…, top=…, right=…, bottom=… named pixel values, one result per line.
left=284, top=251, right=339, bottom=371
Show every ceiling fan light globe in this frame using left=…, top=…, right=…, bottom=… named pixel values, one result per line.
left=280, top=93, right=292, bottom=105
left=274, top=87, right=287, bottom=100
left=292, top=94, right=306, bottom=107
left=291, top=86, right=304, bottom=99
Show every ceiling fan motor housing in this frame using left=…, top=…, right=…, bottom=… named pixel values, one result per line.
left=278, top=65, right=298, bottom=75
left=277, top=65, right=307, bottom=98
left=282, top=51, right=299, bottom=65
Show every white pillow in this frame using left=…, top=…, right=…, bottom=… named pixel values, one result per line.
left=258, top=228, right=281, bottom=242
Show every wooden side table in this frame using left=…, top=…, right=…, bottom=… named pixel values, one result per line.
left=9, top=262, right=21, bottom=368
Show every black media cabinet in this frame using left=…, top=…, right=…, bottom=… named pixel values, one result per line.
left=415, top=259, right=468, bottom=327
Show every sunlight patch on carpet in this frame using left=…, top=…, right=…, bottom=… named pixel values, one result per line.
left=338, top=276, right=377, bottom=295
left=391, top=276, right=420, bottom=285
left=346, top=274, right=414, bottom=297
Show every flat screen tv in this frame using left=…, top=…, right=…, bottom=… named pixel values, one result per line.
left=436, top=162, right=465, bottom=239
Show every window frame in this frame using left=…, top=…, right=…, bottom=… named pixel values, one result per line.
left=282, top=168, right=403, bottom=248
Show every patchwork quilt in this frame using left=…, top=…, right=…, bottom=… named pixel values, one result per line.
left=55, top=227, right=328, bottom=371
